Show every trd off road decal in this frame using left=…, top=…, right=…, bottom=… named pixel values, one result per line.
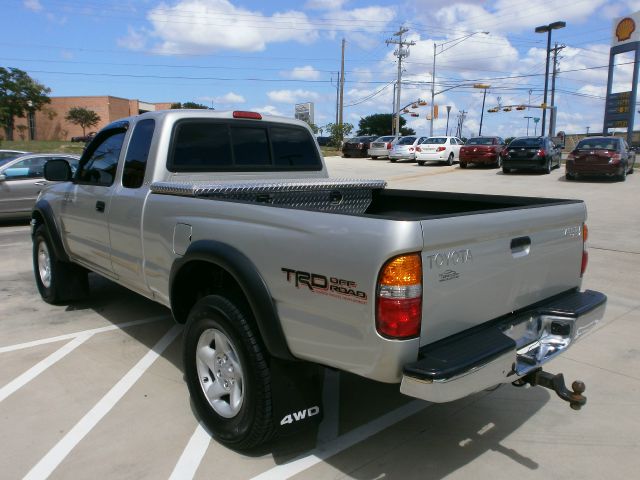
left=281, top=268, right=368, bottom=304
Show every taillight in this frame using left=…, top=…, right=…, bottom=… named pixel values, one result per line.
left=436, top=146, right=446, bottom=152
left=376, top=253, right=422, bottom=339
left=537, top=149, right=546, bottom=157
left=409, top=147, right=414, bottom=152
left=386, top=142, right=392, bottom=149
left=233, top=111, right=262, bottom=119
left=416, top=146, right=422, bottom=152
left=567, top=151, right=577, bottom=160
left=609, top=153, right=621, bottom=164
left=581, top=223, right=588, bottom=277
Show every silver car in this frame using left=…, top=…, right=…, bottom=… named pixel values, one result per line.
left=368, top=136, right=398, bottom=159
left=0, top=153, right=79, bottom=219
left=389, top=136, right=428, bottom=162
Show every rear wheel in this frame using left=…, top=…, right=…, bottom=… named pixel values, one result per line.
left=446, top=153, right=454, bottom=166
left=390, top=159, right=397, bottom=163
left=566, top=172, right=575, bottom=181
left=417, top=161, right=425, bottom=166
left=494, top=156, right=502, bottom=168
left=502, top=166, right=511, bottom=174
left=460, top=162, right=467, bottom=169
left=544, top=158, right=552, bottom=174
left=183, top=295, right=274, bottom=450
left=33, top=225, right=88, bottom=304
left=618, top=164, right=627, bottom=181
left=371, top=156, right=378, bottom=159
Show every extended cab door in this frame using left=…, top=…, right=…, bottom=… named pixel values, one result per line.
left=60, top=124, right=128, bottom=276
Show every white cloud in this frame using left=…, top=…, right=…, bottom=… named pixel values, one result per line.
left=251, top=105, right=287, bottom=117
left=286, top=66, right=321, bottom=80
left=267, top=89, right=320, bottom=103
left=124, top=0, right=319, bottom=54
left=23, top=0, right=43, bottom=12
left=200, top=92, right=246, bottom=104
left=305, top=0, right=347, bottom=10
left=117, top=26, right=148, bottom=51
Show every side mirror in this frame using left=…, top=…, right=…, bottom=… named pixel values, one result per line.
left=0, top=173, right=6, bottom=182
left=44, top=159, right=72, bottom=182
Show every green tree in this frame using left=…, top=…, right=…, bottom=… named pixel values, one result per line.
left=0, top=67, right=51, bottom=140
left=304, top=119, right=319, bottom=134
left=171, top=101, right=209, bottom=109
left=325, top=122, right=354, bottom=147
left=356, top=113, right=415, bottom=136
left=65, top=107, right=101, bottom=136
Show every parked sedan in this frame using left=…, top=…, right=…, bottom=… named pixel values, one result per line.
left=341, top=136, right=378, bottom=158
left=71, top=131, right=96, bottom=143
left=389, top=136, right=427, bottom=162
left=0, top=153, right=79, bottom=219
left=368, top=136, right=397, bottom=159
left=415, top=136, right=463, bottom=166
left=502, top=136, right=561, bottom=174
left=565, top=136, right=635, bottom=181
left=459, top=137, right=506, bottom=168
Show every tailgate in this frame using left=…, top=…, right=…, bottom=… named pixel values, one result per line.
left=419, top=202, right=586, bottom=345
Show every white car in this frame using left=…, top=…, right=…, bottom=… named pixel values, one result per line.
left=368, top=136, right=397, bottom=159
left=389, top=136, right=428, bottom=162
left=415, top=136, right=464, bottom=166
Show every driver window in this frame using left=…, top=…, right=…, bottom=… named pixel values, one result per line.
left=76, top=131, right=126, bottom=186
left=3, top=157, right=47, bottom=180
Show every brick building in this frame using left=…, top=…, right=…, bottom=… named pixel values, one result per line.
left=5, top=96, right=173, bottom=141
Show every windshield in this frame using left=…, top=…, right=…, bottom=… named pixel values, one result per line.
left=376, top=136, right=395, bottom=142
left=575, top=138, right=619, bottom=150
left=466, top=138, right=494, bottom=145
left=510, top=138, right=543, bottom=148
left=397, top=136, right=416, bottom=145
left=423, top=137, right=447, bottom=144
left=0, top=152, right=22, bottom=163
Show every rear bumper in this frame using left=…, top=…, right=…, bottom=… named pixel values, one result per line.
left=416, top=152, right=448, bottom=161
left=400, top=289, right=606, bottom=403
left=368, top=148, right=390, bottom=157
left=389, top=153, right=416, bottom=160
left=566, top=161, right=622, bottom=176
left=503, top=158, right=547, bottom=169
left=459, top=153, right=498, bottom=164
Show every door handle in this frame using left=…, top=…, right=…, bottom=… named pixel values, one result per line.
left=510, top=236, right=531, bottom=258
left=34, top=181, right=48, bottom=186
left=95, top=200, right=106, bottom=212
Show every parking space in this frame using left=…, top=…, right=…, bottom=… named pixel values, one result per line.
left=1, top=159, right=639, bottom=479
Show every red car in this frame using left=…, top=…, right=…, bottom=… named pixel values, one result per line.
left=459, top=136, right=506, bottom=168
left=566, top=136, right=636, bottom=181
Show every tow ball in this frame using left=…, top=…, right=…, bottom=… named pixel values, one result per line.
left=514, top=369, right=587, bottom=410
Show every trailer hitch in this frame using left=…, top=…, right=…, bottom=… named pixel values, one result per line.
left=515, top=369, right=587, bottom=410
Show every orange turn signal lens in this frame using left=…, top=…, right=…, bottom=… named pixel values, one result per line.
left=379, top=254, right=422, bottom=287
left=582, top=223, right=588, bottom=243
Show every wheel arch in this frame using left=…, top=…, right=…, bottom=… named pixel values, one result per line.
left=32, top=200, right=70, bottom=262
left=170, top=240, right=295, bottom=361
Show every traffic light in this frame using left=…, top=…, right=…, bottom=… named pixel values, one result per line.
left=515, top=105, right=526, bottom=111
left=434, top=105, right=439, bottom=119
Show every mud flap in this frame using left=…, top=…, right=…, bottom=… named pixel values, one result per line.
left=270, top=359, right=325, bottom=436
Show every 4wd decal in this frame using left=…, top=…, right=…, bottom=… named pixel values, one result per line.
left=281, top=268, right=368, bottom=304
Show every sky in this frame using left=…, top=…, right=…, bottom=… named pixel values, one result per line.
left=3, top=0, right=640, bottom=138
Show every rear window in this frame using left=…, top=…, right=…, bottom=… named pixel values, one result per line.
left=466, top=137, right=495, bottom=145
left=509, top=138, right=543, bottom=148
left=423, top=137, right=447, bottom=144
left=575, top=138, right=620, bottom=151
left=398, top=137, right=417, bottom=145
left=376, top=136, right=395, bottom=142
left=169, top=120, right=322, bottom=171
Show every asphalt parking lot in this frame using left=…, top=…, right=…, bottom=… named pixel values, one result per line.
left=1, top=157, right=639, bottom=479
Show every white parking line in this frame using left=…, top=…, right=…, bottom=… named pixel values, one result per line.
left=169, top=423, right=211, bottom=480
left=0, top=316, right=169, bottom=354
left=250, top=400, right=427, bottom=480
left=0, top=333, right=93, bottom=404
left=23, top=324, right=182, bottom=480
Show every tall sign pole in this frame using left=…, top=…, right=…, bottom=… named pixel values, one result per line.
left=603, top=13, right=640, bottom=144
left=338, top=38, right=345, bottom=128
left=386, top=27, right=415, bottom=139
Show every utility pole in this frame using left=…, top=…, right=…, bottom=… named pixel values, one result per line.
left=549, top=42, right=565, bottom=137
left=386, top=27, right=415, bottom=139
left=586, top=126, right=590, bottom=135
left=338, top=38, right=345, bottom=128
left=456, top=110, right=467, bottom=138
left=392, top=83, right=396, bottom=134
left=332, top=72, right=339, bottom=125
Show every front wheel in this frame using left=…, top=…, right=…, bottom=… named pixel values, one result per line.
left=183, top=295, right=274, bottom=450
left=33, top=225, right=88, bottom=304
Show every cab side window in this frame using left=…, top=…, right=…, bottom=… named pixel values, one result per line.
left=76, top=130, right=126, bottom=186
left=123, top=119, right=155, bottom=188
left=3, top=157, right=47, bottom=180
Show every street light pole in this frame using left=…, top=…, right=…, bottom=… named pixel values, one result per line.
left=430, top=31, right=488, bottom=136
left=535, top=21, right=565, bottom=137
left=474, top=84, right=490, bottom=136
left=524, top=115, right=533, bottom=136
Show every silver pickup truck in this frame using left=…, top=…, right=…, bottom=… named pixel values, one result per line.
left=32, top=110, right=606, bottom=449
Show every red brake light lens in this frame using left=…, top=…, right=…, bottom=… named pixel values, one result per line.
left=233, top=111, right=262, bottom=120
left=537, top=149, right=546, bottom=157
left=386, top=142, right=392, bottom=149
left=436, top=146, right=446, bottom=152
left=581, top=223, right=588, bottom=277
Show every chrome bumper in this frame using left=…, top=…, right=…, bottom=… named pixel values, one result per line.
left=400, top=290, right=606, bottom=403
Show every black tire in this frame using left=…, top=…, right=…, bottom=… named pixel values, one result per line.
left=417, top=161, right=425, bottom=166
left=460, top=162, right=467, bottom=169
left=33, top=225, right=88, bottom=304
left=183, top=295, right=274, bottom=450
left=342, top=154, right=350, bottom=158
left=494, top=156, right=502, bottom=168
left=618, top=164, right=627, bottom=182
left=390, top=158, right=397, bottom=163
left=502, top=166, right=511, bottom=174
left=446, top=153, right=454, bottom=166
left=370, top=156, right=378, bottom=159
left=566, top=172, right=575, bottom=181
left=544, top=158, right=552, bottom=174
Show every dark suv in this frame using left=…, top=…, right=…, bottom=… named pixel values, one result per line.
left=565, top=136, right=635, bottom=181
left=341, top=136, right=378, bottom=158
left=502, top=136, right=562, bottom=174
